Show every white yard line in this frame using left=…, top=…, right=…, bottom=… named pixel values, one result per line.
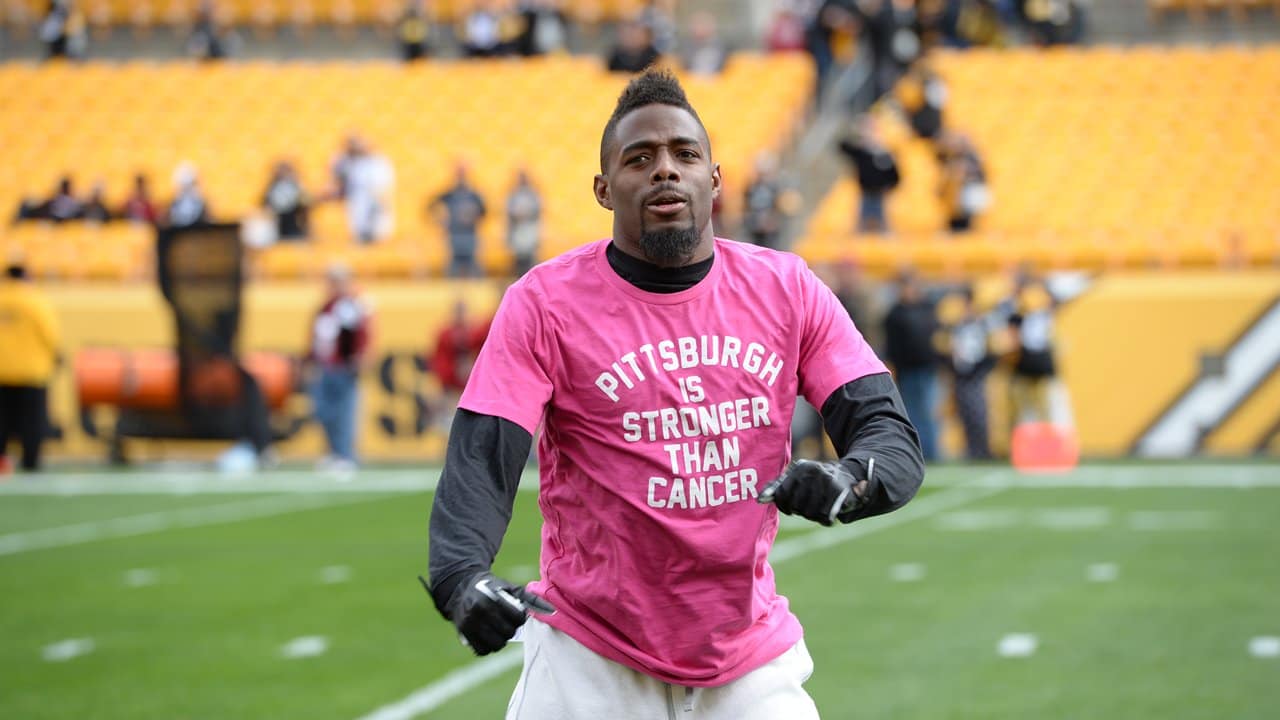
left=930, top=465, right=1280, bottom=489
left=357, top=474, right=1012, bottom=720
left=0, top=470, right=446, bottom=496
left=356, top=652, right=526, bottom=720
left=4, top=464, right=1276, bottom=497
left=0, top=493, right=388, bottom=557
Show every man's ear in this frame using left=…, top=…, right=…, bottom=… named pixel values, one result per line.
left=711, top=163, right=722, bottom=201
left=594, top=174, right=613, bottom=211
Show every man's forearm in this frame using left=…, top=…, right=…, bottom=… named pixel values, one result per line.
left=820, top=372, right=925, bottom=523
left=428, top=409, right=533, bottom=616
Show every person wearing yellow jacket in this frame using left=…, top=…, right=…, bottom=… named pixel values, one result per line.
left=0, top=263, right=60, bottom=473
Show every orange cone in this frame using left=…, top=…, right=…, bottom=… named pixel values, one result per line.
left=1010, top=422, right=1080, bottom=473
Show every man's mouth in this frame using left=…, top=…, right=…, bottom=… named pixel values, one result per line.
left=645, top=192, right=689, bottom=217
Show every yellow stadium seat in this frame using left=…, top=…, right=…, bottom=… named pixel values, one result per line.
left=800, top=46, right=1280, bottom=276
left=1, top=54, right=811, bottom=280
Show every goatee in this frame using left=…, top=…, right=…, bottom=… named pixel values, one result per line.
left=638, top=216, right=700, bottom=266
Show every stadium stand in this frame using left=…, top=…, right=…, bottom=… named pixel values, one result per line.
left=1, top=0, right=656, bottom=29
left=1148, top=0, right=1280, bottom=23
left=799, top=46, right=1280, bottom=275
left=0, top=53, right=812, bottom=279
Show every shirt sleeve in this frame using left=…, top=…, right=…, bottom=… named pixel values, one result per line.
left=457, top=281, right=554, bottom=435
left=820, top=373, right=925, bottom=523
left=797, top=265, right=889, bottom=410
left=427, top=409, right=534, bottom=617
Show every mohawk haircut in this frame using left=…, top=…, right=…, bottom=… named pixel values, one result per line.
left=599, top=68, right=709, bottom=172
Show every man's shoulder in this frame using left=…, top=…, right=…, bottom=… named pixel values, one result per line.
left=716, top=237, right=810, bottom=278
left=510, top=240, right=606, bottom=295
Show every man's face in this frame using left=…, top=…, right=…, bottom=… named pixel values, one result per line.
left=595, top=104, right=721, bottom=266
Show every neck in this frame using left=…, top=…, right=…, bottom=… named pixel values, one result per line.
left=610, top=232, right=715, bottom=268
left=606, top=241, right=714, bottom=293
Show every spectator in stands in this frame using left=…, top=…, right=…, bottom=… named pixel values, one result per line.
left=430, top=163, right=487, bottom=278
left=682, top=11, right=729, bottom=77
left=81, top=180, right=112, bottom=223
left=863, top=0, right=922, bottom=99
left=331, top=135, right=395, bottom=244
left=0, top=262, right=60, bottom=474
left=937, top=131, right=989, bottom=233
left=186, top=0, right=238, bottom=61
left=262, top=160, right=310, bottom=241
left=431, top=299, right=490, bottom=415
left=121, top=173, right=159, bottom=226
left=307, top=262, right=373, bottom=474
left=516, top=0, right=572, bottom=56
left=639, top=0, right=678, bottom=55
left=838, top=114, right=900, bottom=234
left=396, top=0, right=432, bottom=61
left=506, top=169, right=542, bottom=277
left=167, top=163, right=210, bottom=228
left=1016, top=0, right=1085, bottom=46
left=461, top=0, right=515, bottom=58
left=765, top=0, right=808, bottom=54
left=14, top=176, right=84, bottom=224
left=741, top=151, right=799, bottom=250
left=949, top=0, right=1008, bottom=48
left=606, top=19, right=660, bottom=73
left=883, top=270, right=940, bottom=461
left=936, top=285, right=997, bottom=459
left=805, top=0, right=859, bottom=101
left=39, top=0, right=88, bottom=60
left=894, top=60, right=947, bottom=140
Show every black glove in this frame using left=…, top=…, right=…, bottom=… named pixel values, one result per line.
left=419, top=571, right=555, bottom=656
left=758, top=458, right=870, bottom=526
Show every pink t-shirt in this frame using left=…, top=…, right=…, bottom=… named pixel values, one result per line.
left=459, top=238, right=887, bottom=687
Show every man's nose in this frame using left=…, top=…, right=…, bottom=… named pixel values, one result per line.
left=651, top=150, right=681, bottom=184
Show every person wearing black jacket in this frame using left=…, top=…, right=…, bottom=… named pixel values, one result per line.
left=883, top=270, right=940, bottom=461
left=425, top=69, right=923, bottom=717
left=838, top=114, right=901, bottom=234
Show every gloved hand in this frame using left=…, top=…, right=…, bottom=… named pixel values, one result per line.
left=758, top=458, right=869, bottom=526
left=420, top=571, right=555, bottom=655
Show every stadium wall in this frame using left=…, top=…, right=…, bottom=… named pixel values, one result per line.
left=36, top=271, right=1280, bottom=463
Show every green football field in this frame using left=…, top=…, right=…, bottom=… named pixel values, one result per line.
left=2, top=462, right=1278, bottom=719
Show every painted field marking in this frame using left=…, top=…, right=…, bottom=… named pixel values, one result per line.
left=321, top=565, right=352, bottom=585
left=997, top=633, right=1038, bottom=658
left=281, top=636, right=329, bottom=660
left=356, top=651, right=525, bottom=720
left=889, top=563, right=926, bottom=582
left=42, top=638, right=95, bottom=662
left=933, top=508, right=1020, bottom=532
left=1031, top=507, right=1111, bottom=530
left=358, top=475, right=1012, bottom=720
left=1086, top=563, right=1119, bottom=583
left=0, top=493, right=389, bottom=557
left=1249, top=637, right=1279, bottom=659
left=1127, top=510, right=1218, bottom=531
left=0, top=470, right=443, bottom=496
left=124, top=568, right=158, bottom=587
left=3, top=464, right=1277, bottom=498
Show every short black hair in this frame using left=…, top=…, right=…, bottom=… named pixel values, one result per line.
left=599, top=68, right=708, bottom=172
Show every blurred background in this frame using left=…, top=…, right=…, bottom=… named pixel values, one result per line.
left=1, top=0, right=1278, bottom=472
left=1, top=2, right=1278, bottom=719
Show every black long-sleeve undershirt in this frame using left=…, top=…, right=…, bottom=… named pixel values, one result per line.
left=427, top=373, right=924, bottom=613
left=427, top=244, right=925, bottom=612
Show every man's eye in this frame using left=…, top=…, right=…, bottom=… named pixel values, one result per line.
left=627, top=155, right=649, bottom=165
left=678, top=150, right=698, bottom=159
